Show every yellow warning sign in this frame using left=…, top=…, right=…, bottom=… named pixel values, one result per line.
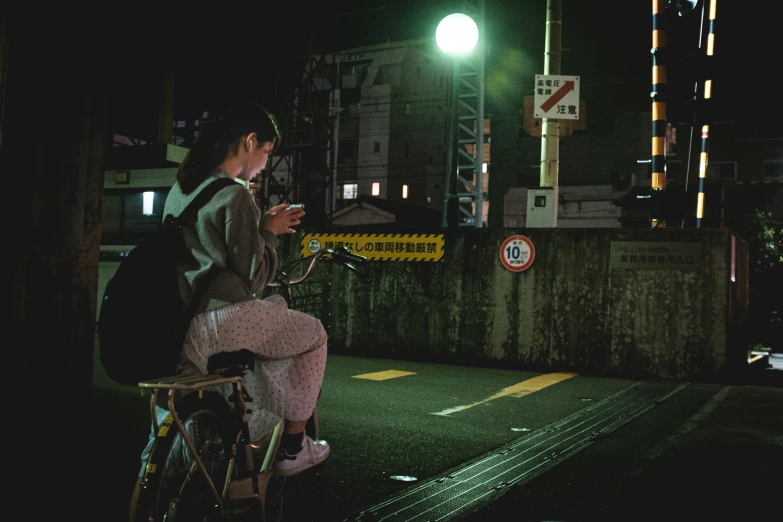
left=301, top=233, right=444, bottom=262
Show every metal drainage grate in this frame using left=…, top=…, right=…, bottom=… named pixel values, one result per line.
left=347, top=380, right=685, bottom=522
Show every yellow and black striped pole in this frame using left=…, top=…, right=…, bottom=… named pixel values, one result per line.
left=697, top=124, right=710, bottom=227
left=696, top=0, right=717, bottom=229
left=651, top=0, right=667, bottom=228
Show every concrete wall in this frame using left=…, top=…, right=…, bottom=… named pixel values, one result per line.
left=276, top=227, right=750, bottom=383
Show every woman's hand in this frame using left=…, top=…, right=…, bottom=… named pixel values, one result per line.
left=260, top=204, right=305, bottom=235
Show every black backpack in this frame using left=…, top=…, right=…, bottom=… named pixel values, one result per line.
left=97, top=177, right=236, bottom=385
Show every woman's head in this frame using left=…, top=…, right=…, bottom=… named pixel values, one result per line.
left=177, top=104, right=281, bottom=193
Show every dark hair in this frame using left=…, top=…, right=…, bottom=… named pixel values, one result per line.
left=177, top=104, right=281, bottom=194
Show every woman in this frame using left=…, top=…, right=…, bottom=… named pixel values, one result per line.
left=130, top=104, right=328, bottom=520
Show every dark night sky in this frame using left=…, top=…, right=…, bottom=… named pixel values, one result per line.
left=84, top=0, right=775, bottom=141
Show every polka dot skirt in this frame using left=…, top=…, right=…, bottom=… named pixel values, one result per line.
left=181, top=294, right=328, bottom=440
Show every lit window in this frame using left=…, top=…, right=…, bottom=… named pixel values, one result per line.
left=402, top=185, right=408, bottom=199
left=342, top=183, right=358, bottom=200
left=482, top=162, right=488, bottom=173
left=372, top=182, right=380, bottom=196
left=143, top=192, right=155, bottom=216
left=101, top=189, right=167, bottom=244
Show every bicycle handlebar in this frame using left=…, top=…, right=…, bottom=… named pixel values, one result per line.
left=328, top=246, right=367, bottom=274
left=267, top=246, right=367, bottom=287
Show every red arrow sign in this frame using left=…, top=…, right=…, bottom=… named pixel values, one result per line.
left=539, top=80, right=575, bottom=113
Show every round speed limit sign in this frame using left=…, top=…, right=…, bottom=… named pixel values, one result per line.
left=307, top=238, right=322, bottom=254
left=500, top=235, right=535, bottom=272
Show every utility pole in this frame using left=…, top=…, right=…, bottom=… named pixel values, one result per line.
left=538, top=0, right=562, bottom=227
left=443, top=56, right=461, bottom=229
left=440, top=0, right=486, bottom=229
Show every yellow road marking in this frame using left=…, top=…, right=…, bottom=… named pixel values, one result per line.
left=431, top=372, right=578, bottom=416
left=353, top=370, right=417, bottom=381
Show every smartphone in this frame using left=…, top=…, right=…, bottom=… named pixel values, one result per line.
left=285, top=203, right=304, bottom=210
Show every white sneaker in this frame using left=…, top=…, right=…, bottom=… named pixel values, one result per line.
left=273, top=436, right=330, bottom=477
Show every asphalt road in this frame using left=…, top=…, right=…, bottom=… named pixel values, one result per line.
left=89, top=344, right=783, bottom=522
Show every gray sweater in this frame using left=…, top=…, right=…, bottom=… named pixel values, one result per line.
left=163, top=170, right=279, bottom=314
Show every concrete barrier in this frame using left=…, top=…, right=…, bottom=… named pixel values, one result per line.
left=276, top=227, right=749, bottom=383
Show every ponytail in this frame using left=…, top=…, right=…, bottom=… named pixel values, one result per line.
left=176, top=104, right=281, bottom=194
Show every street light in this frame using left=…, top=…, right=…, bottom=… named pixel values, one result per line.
left=437, top=12, right=479, bottom=228
left=436, top=13, right=479, bottom=55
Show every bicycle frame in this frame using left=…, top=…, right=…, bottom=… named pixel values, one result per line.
left=138, top=374, right=284, bottom=512
left=135, top=247, right=365, bottom=519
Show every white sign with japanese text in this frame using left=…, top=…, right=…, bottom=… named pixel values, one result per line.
left=534, top=74, right=580, bottom=120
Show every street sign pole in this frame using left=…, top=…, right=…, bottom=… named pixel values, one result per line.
left=538, top=0, right=562, bottom=228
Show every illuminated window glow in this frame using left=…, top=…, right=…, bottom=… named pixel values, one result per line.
left=372, top=182, right=380, bottom=196
left=402, top=185, right=409, bottom=199
left=731, top=236, right=736, bottom=283
left=342, top=183, right=358, bottom=199
left=143, top=192, right=155, bottom=216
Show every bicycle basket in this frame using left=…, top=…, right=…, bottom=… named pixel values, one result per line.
left=262, top=280, right=330, bottom=333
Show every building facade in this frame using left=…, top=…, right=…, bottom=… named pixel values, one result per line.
left=264, top=38, right=492, bottom=226
left=332, top=39, right=453, bottom=211
left=490, top=100, right=782, bottom=229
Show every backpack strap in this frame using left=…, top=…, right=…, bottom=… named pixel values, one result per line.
left=175, top=177, right=238, bottom=223
left=170, top=177, right=240, bottom=342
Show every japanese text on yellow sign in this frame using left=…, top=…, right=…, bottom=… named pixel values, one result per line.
left=301, top=233, right=444, bottom=262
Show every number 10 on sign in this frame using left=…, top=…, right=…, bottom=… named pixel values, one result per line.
left=500, top=235, right=535, bottom=272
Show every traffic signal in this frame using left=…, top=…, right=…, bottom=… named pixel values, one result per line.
left=668, top=0, right=700, bottom=16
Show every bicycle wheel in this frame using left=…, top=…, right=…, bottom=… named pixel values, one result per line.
left=134, top=390, right=243, bottom=522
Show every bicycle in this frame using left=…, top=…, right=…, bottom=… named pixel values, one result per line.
left=131, top=246, right=367, bottom=522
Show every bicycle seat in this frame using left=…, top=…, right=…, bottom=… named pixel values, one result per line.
left=207, top=349, right=255, bottom=374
